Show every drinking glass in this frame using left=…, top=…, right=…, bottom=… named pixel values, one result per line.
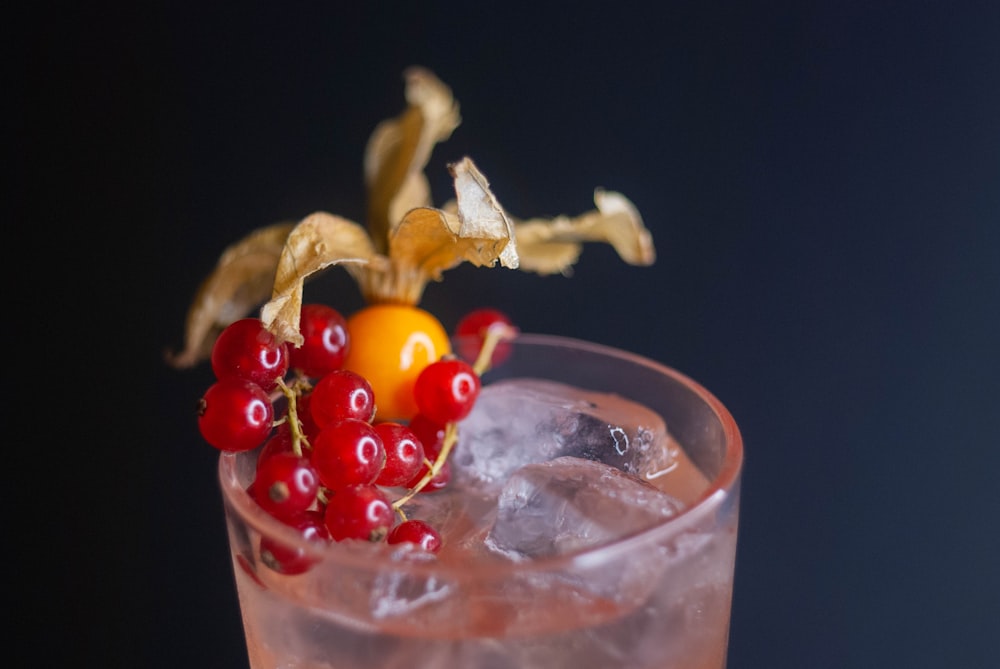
left=219, top=333, right=743, bottom=668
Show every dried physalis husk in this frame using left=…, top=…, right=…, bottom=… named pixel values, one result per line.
left=169, top=66, right=656, bottom=364
left=364, top=66, right=461, bottom=253
left=166, top=221, right=295, bottom=368
left=514, top=189, right=654, bottom=274
left=356, top=157, right=518, bottom=304
left=449, top=157, right=519, bottom=270
left=442, top=188, right=654, bottom=276
left=263, top=157, right=518, bottom=346
left=259, top=213, right=385, bottom=345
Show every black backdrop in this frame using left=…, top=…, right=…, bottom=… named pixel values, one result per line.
left=20, top=2, right=999, bottom=668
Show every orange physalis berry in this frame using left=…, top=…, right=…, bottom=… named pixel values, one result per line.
left=342, top=304, right=451, bottom=421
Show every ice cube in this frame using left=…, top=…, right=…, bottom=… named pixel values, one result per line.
left=454, top=378, right=677, bottom=490
left=484, top=456, right=684, bottom=560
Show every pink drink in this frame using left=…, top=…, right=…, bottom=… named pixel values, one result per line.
left=220, top=334, right=743, bottom=668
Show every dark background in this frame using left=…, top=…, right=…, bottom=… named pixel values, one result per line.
left=20, top=1, right=999, bottom=668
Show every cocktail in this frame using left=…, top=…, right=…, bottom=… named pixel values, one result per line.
left=169, top=66, right=742, bottom=669
left=219, top=333, right=741, bottom=668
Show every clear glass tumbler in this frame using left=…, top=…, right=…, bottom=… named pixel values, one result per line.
left=219, top=334, right=743, bottom=668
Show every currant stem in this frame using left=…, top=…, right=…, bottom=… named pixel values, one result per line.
left=392, top=421, right=459, bottom=511
left=391, top=327, right=515, bottom=516
left=275, top=377, right=310, bottom=457
left=472, top=323, right=518, bottom=375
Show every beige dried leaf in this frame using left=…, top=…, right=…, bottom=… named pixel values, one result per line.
left=260, top=212, right=383, bottom=345
left=172, top=67, right=657, bottom=371
left=512, top=189, right=655, bottom=275
left=387, top=170, right=431, bottom=227
left=350, top=207, right=455, bottom=305
left=450, top=157, right=519, bottom=270
left=364, top=67, right=461, bottom=251
left=166, top=221, right=295, bottom=369
left=386, top=208, right=461, bottom=278
left=392, top=158, right=518, bottom=277
left=355, top=158, right=518, bottom=305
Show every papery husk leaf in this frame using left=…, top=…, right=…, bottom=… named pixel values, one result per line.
left=260, top=212, right=384, bottom=345
left=512, top=189, right=655, bottom=275
left=450, top=157, right=519, bottom=270
left=166, top=221, right=295, bottom=369
left=364, top=67, right=461, bottom=251
left=355, top=207, right=457, bottom=305
left=387, top=170, right=431, bottom=228
left=358, top=159, right=518, bottom=305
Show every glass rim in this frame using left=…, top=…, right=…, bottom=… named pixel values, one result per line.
left=218, top=332, right=743, bottom=577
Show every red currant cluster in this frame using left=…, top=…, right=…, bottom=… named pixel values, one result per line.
left=196, top=303, right=514, bottom=574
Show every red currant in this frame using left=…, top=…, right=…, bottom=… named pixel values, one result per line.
left=408, top=412, right=446, bottom=452
left=311, top=419, right=386, bottom=488
left=324, top=484, right=394, bottom=542
left=310, top=370, right=376, bottom=427
left=403, top=414, right=451, bottom=492
left=373, top=422, right=425, bottom=487
left=259, top=510, right=330, bottom=574
left=198, top=378, right=274, bottom=452
left=413, top=358, right=481, bottom=424
left=387, top=519, right=442, bottom=553
left=257, top=425, right=295, bottom=466
left=454, top=307, right=514, bottom=366
left=289, top=304, right=350, bottom=378
left=211, top=318, right=289, bottom=389
left=251, top=453, right=319, bottom=521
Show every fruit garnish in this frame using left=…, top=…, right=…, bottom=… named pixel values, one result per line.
left=387, top=519, right=442, bottom=554
left=166, top=66, right=655, bottom=371
left=197, top=377, right=274, bottom=452
left=454, top=307, right=515, bottom=366
left=258, top=510, right=329, bottom=575
left=342, top=303, right=450, bottom=420
left=288, top=303, right=349, bottom=378
left=324, top=483, right=395, bottom=543
left=311, top=418, right=386, bottom=489
left=210, top=317, right=289, bottom=389
left=372, top=422, right=426, bottom=488
left=309, top=369, right=376, bottom=426
left=413, top=358, right=481, bottom=425
left=173, top=67, right=658, bottom=568
left=251, top=453, right=320, bottom=522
